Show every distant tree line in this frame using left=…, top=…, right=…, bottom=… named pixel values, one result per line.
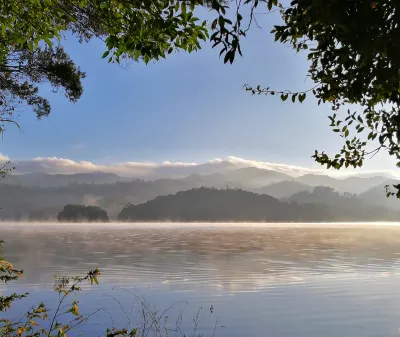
left=118, top=187, right=400, bottom=223
left=4, top=185, right=400, bottom=223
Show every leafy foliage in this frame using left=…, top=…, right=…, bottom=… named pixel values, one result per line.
left=0, top=262, right=106, bottom=337
left=95, top=0, right=209, bottom=64
left=0, top=0, right=210, bottom=131
left=0, top=0, right=82, bottom=131
left=206, top=0, right=279, bottom=64
left=234, top=1, right=400, bottom=195
left=0, top=240, right=141, bottom=337
left=0, top=241, right=27, bottom=312
left=0, top=45, right=85, bottom=124
left=0, top=241, right=212, bottom=337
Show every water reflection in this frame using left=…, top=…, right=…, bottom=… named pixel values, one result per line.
left=2, top=224, right=400, bottom=291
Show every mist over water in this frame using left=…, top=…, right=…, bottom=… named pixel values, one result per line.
left=2, top=223, right=400, bottom=337
left=3, top=221, right=400, bottom=228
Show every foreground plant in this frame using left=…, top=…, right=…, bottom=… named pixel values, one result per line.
left=0, top=240, right=213, bottom=337
left=0, top=240, right=140, bottom=337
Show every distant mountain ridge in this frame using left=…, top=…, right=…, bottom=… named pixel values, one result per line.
left=295, top=174, right=389, bottom=194
left=359, top=180, right=400, bottom=210
left=0, top=167, right=399, bottom=221
left=2, top=168, right=390, bottom=192
left=1, top=172, right=124, bottom=187
left=253, top=180, right=313, bottom=198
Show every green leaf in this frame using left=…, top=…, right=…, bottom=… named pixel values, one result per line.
left=44, top=37, right=52, bottom=47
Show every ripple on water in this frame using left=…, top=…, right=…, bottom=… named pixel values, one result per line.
left=3, top=223, right=400, bottom=337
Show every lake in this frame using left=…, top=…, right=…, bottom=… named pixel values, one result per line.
left=2, top=222, right=400, bottom=337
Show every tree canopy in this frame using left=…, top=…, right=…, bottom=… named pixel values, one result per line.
left=57, top=204, right=109, bottom=222
left=201, top=0, right=400, bottom=195
left=236, top=0, right=400, bottom=195
left=0, top=0, right=210, bottom=131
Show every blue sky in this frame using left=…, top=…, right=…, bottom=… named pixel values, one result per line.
left=0, top=10, right=395, bottom=174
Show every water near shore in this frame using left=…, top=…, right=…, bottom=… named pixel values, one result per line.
left=2, top=222, right=400, bottom=337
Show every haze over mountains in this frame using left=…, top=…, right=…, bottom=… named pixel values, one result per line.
left=1, top=166, right=393, bottom=191
left=2, top=172, right=122, bottom=188
left=0, top=165, right=399, bottom=221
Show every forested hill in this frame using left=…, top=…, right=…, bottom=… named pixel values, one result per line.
left=118, top=188, right=400, bottom=222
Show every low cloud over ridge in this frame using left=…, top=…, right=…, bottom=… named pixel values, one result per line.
left=0, top=155, right=397, bottom=179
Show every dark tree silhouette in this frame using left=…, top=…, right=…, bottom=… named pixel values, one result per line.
left=118, top=187, right=400, bottom=223
left=57, top=204, right=109, bottom=222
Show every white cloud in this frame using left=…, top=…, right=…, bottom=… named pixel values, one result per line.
left=4, top=155, right=398, bottom=179
left=12, top=157, right=156, bottom=176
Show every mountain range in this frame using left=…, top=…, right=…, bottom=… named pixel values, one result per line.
left=1, top=168, right=391, bottom=192
left=1, top=172, right=122, bottom=187
left=0, top=167, right=399, bottom=220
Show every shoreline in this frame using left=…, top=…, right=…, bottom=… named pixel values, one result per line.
left=1, top=221, right=400, bottom=229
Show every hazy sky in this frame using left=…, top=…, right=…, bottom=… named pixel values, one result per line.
left=0, top=10, right=396, bottom=175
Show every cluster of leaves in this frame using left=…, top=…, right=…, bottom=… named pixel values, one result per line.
left=0, top=241, right=210, bottom=337
left=0, top=0, right=284, bottom=133
left=0, top=0, right=211, bottom=132
left=0, top=0, right=211, bottom=64
left=97, top=0, right=209, bottom=64
left=0, top=245, right=107, bottom=337
left=238, top=0, right=400, bottom=195
left=0, top=45, right=85, bottom=123
left=0, top=0, right=86, bottom=131
left=1, top=239, right=139, bottom=337
left=0, top=241, right=26, bottom=312
left=207, top=0, right=279, bottom=64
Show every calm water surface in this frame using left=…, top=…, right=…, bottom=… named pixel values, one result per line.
left=2, top=223, right=400, bottom=337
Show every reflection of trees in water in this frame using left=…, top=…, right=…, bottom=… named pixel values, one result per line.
left=3, top=227, right=400, bottom=290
